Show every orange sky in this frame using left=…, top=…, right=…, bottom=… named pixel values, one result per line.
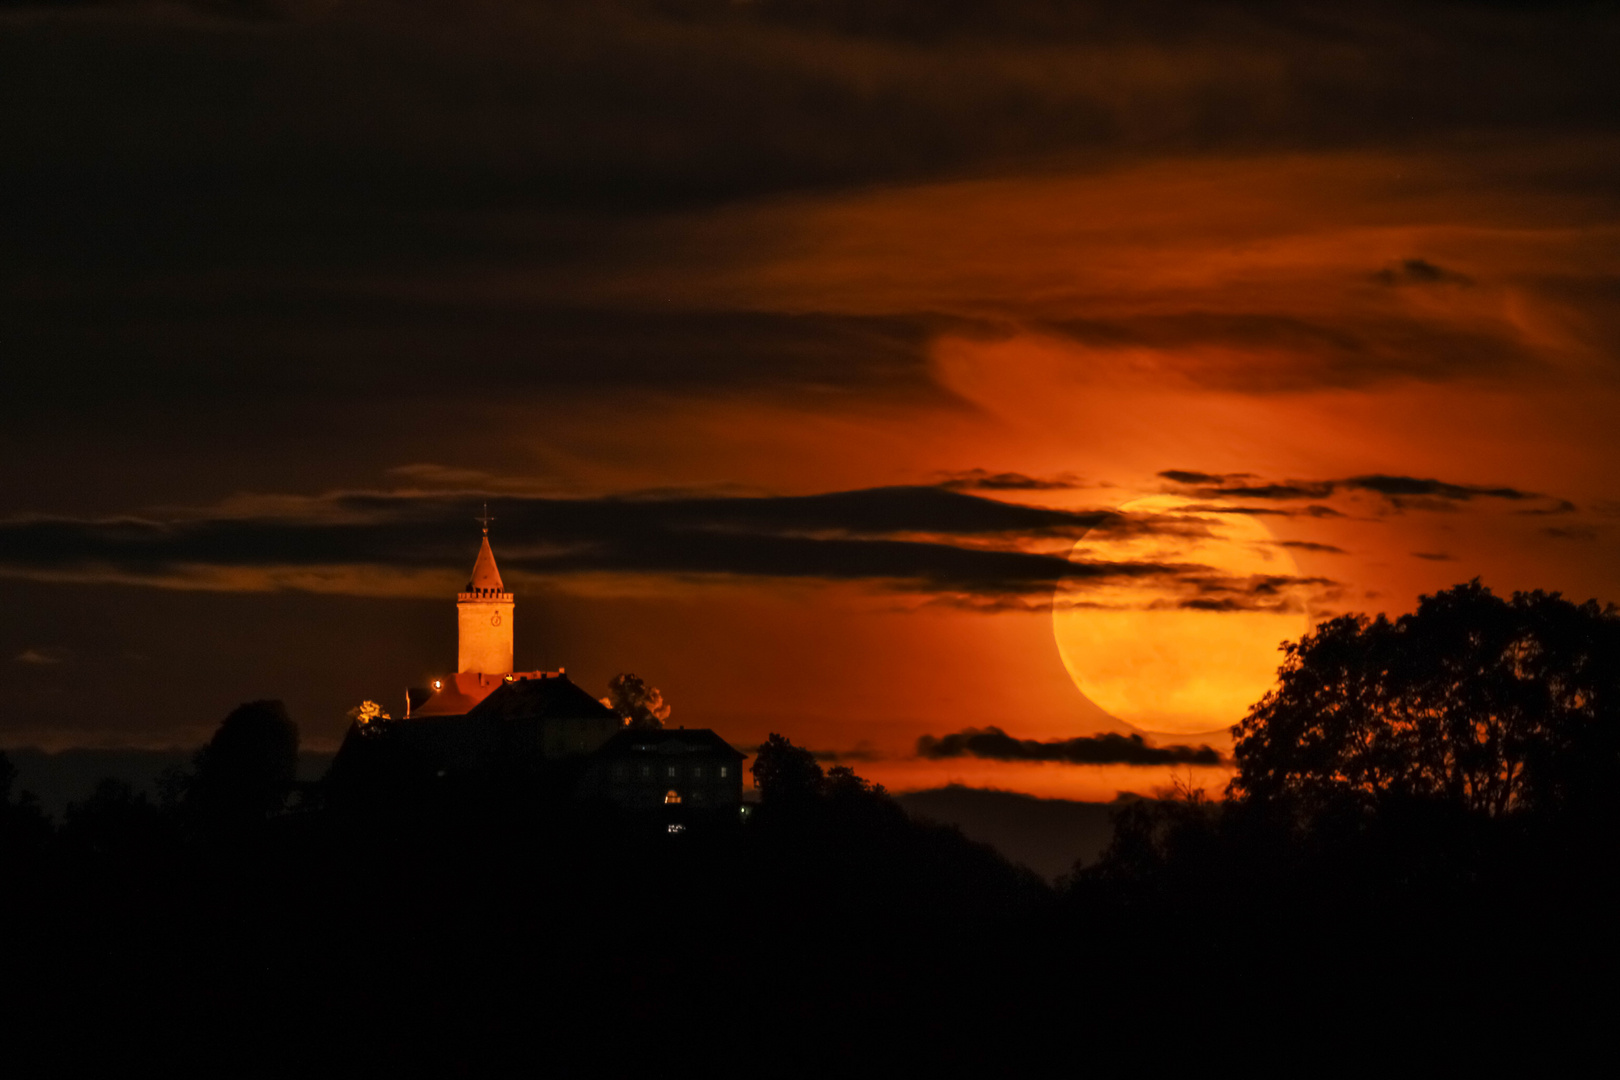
left=4, top=2, right=1619, bottom=802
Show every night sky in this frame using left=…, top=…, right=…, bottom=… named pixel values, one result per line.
left=5, top=1, right=1619, bottom=800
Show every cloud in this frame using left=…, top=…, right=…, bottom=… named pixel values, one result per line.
left=937, top=470, right=1086, bottom=492
left=1042, top=309, right=1535, bottom=392
left=1371, top=258, right=1474, bottom=287
left=11, top=648, right=67, bottom=665
left=1, top=2, right=1614, bottom=529
left=383, top=464, right=554, bottom=492
left=3, top=4, right=1613, bottom=413
left=1158, top=572, right=1342, bottom=615
left=1195, top=482, right=1337, bottom=501
left=1179, top=503, right=1344, bottom=520
left=1518, top=500, right=1579, bottom=516
left=1160, top=470, right=1551, bottom=509
left=0, top=485, right=1203, bottom=606
left=1411, top=551, right=1457, bottom=562
left=1158, top=471, right=1245, bottom=486
left=916, top=727, right=1225, bottom=767
left=1177, top=503, right=1290, bottom=517
left=1345, top=475, right=1535, bottom=502
left=1276, top=540, right=1347, bottom=554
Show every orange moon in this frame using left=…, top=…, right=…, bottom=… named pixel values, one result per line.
left=1051, top=494, right=1312, bottom=736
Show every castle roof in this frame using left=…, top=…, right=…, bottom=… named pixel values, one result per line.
left=336, top=671, right=625, bottom=778
left=466, top=673, right=620, bottom=724
left=409, top=670, right=508, bottom=717
left=594, top=727, right=745, bottom=759
left=409, top=669, right=608, bottom=719
left=467, top=535, right=505, bottom=592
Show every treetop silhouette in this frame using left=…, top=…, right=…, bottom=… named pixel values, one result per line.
left=1229, top=580, right=1620, bottom=828
left=604, top=673, right=671, bottom=730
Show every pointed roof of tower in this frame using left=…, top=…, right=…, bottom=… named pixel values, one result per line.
left=468, top=535, right=505, bottom=591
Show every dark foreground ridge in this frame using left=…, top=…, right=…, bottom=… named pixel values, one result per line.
left=896, top=784, right=1118, bottom=881
left=4, top=582, right=1620, bottom=1070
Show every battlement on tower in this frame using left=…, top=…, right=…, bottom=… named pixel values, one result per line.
left=459, top=588, right=513, bottom=602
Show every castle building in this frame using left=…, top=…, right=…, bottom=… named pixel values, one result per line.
left=331, top=522, right=624, bottom=781
left=333, top=519, right=747, bottom=817
left=580, top=728, right=746, bottom=813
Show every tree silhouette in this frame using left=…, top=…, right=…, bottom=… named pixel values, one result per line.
left=186, top=699, right=300, bottom=828
left=0, top=750, right=18, bottom=807
left=60, top=778, right=168, bottom=865
left=605, top=673, right=671, bottom=730
left=822, top=764, right=885, bottom=800
left=0, top=750, right=51, bottom=858
left=750, top=733, right=824, bottom=804
left=1230, top=580, right=1620, bottom=830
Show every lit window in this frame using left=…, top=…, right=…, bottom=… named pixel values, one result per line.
left=719, top=766, right=728, bottom=778
left=665, top=789, right=681, bottom=805
left=667, top=823, right=686, bottom=834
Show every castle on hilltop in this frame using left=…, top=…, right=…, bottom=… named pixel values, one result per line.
left=331, top=517, right=744, bottom=816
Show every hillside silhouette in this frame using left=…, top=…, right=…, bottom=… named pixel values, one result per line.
left=2, top=582, right=1617, bottom=1068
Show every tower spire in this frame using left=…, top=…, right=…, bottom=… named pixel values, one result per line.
left=458, top=507, right=513, bottom=674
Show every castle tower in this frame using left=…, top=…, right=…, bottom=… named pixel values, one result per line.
left=457, top=517, right=514, bottom=675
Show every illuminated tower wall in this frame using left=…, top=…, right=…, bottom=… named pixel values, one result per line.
left=457, top=535, right=514, bottom=674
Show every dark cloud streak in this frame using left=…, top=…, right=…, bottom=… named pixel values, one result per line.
left=0, top=486, right=1193, bottom=604
left=1161, top=470, right=1548, bottom=506
left=917, top=726, right=1225, bottom=766
left=937, top=470, right=1085, bottom=492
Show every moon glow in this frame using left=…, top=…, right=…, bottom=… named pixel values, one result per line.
left=1052, top=495, right=1312, bottom=737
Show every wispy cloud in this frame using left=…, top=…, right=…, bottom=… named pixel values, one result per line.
left=12, top=648, right=68, bottom=665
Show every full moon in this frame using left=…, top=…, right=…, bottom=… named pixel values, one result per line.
left=1052, top=495, right=1312, bottom=736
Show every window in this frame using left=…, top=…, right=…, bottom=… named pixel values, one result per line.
left=719, top=766, right=729, bottom=778
left=667, top=765, right=677, bottom=778
left=665, top=789, right=681, bottom=805
left=613, top=764, right=628, bottom=781
left=692, top=766, right=704, bottom=779
left=640, top=765, right=651, bottom=778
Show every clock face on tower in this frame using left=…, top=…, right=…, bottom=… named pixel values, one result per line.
left=491, top=614, right=502, bottom=626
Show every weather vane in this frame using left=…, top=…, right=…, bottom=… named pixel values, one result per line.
left=476, top=503, right=495, bottom=536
